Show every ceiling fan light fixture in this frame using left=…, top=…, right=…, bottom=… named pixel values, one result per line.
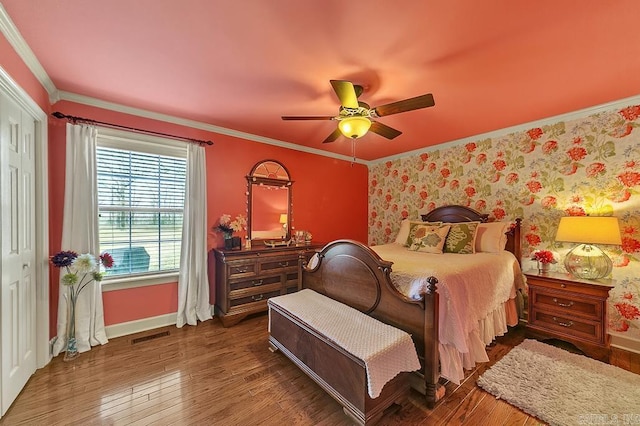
left=338, top=116, right=371, bottom=139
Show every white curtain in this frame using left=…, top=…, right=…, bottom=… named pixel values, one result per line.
left=53, top=123, right=108, bottom=356
left=176, top=144, right=212, bottom=327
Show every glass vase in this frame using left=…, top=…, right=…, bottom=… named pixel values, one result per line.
left=63, top=289, right=79, bottom=361
left=224, top=234, right=234, bottom=250
left=537, top=261, right=551, bottom=274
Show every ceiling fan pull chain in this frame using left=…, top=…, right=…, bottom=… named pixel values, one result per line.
left=351, top=139, right=356, bottom=166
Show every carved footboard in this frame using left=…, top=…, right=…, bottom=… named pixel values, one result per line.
left=299, top=239, right=443, bottom=408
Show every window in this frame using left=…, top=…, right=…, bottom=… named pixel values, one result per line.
left=96, top=130, right=186, bottom=279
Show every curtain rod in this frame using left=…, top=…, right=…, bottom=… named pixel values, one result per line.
left=51, top=112, right=214, bottom=146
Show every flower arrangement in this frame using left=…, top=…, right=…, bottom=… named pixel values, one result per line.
left=50, top=250, right=114, bottom=286
left=214, top=214, right=247, bottom=237
left=50, top=250, right=114, bottom=360
left=531, top=249, right=557, bottom=264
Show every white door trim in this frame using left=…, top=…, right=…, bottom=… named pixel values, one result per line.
left=0, top=65, right=50, bottom=369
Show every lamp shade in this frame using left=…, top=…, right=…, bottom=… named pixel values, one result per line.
left=338, top=116, right=371, bottom=139
left=555, top=216, right=621, bottom=279
left=279, top=214, right=288, bottom=224
left=555, top=216, right=622, bottom=245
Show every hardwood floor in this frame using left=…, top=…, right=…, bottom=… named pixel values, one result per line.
left=2, top=315, right=639, bottom=425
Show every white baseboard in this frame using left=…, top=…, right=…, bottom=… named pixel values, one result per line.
left=105, top=312, right=177, bottom=339
left=610, top=332, right=640, bottom=355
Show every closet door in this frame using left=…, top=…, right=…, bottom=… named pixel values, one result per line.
left=0, top=92, right=37, bottom=415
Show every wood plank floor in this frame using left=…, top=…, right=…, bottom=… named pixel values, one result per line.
left=2, top=314, right=639, bottom=425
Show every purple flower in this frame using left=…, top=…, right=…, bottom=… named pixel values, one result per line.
left=50, top=251, right=78, bottom=268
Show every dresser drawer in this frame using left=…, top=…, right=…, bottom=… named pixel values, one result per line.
left=229, top=275, right=281, bottom=291
left=530, top=310, right=603, bottom=344
left=259, top=257, right=297, bottom=272
left=227, top=261, right=257, bottom=278
left=530, top=287, right=601, bottom=321
left=230, top=289, right=281, bottom=307
left=284, top=272, right=298, bottom=288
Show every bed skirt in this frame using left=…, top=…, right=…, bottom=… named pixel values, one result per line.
left=438, top=297, right=518, bottom=384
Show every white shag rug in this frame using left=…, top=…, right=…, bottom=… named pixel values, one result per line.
left=477, top=339, right=640, bottom=426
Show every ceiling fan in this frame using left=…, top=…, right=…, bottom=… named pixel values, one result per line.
left=282, top=80, right=435, bottom=143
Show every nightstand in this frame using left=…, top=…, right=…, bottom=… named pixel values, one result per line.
left=525, top=271, right=614, bottom=362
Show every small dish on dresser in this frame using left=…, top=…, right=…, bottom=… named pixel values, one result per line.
left=264, top=240, right=291, bottom=248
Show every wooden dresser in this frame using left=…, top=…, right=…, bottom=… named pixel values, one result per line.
left=213, top=243, right=322, bottom=327
left=526, top=271, right=614, bottom=362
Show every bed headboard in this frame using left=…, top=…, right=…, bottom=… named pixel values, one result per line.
left=421, top=205, right=522, bottom=265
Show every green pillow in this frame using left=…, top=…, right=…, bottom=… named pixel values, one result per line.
left=407, top=224, right=451, bottom=253
left=443, top=222, right=480, bottom=254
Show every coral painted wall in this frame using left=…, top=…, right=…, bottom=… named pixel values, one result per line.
left=0, top=33, right=49, bottom=109
left=368, top=102, right=640, bottom=340
left=48, top=101, right=368, bottom=337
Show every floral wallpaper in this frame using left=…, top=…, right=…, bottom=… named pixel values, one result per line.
left=368, top=104, right=640, bottom=340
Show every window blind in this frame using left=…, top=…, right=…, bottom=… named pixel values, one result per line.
left=97, top=147, right=186, bottom=277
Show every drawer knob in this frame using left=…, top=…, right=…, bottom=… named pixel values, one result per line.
left=552, top=298, right=574, bottom=308
left=552, top=317, right=574, bottom=328
left=279, top=261, right=290, bottom=267
left=253, top=280, right=264, bottom=286
left=560, top=283, right=566, bottom=288
left=252, top=294, right=264, bottom=302
left=236, top=267, right=248, bottom=273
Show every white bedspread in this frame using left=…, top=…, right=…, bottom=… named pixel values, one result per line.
left=371, top=243, right=524, bottom=383
left=268, top=289, right=421, bottom=399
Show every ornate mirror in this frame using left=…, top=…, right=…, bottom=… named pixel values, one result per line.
left=247, top=160, right=292, bottom=241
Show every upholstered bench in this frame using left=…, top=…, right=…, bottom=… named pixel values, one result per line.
left=268, top=289, right=420, bottom=425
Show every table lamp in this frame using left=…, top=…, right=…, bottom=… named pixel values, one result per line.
left=279, top=214, right=288, bottom=235
left=555, top=216, right=622, bottom=279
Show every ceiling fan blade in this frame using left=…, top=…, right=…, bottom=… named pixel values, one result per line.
left=330, top=80, right=359, bottom=109
left=373, top=93, right=435, bottom=117
left=281, top=115, right=335, bottom=120
left=322, top=128, right=343, bottom=144
left=370, top=121, right=402, bottom=139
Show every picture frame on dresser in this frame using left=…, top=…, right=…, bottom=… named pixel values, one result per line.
left=525, top=270, right=614, bottom=362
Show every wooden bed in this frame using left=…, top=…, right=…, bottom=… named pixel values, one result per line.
left=298, top=205, right=522, bottom=408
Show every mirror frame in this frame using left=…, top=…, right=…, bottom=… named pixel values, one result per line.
left=246, top=160, right=293, bottom=241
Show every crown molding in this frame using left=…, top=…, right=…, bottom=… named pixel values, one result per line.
left=0, top=3, right=59, bottom=102
left=372, top=93, right=640, bottom=166
left=57, top=90, right=369, bottom=165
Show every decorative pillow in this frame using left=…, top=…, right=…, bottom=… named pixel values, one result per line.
left=407, top=224, right=451, bottom=253
left=443, top=222, right=480, bottom=254
left=475, top=222, right=510, bottom=253
left=404, top=221, right=443, bottom=246
left=395, top=220, right=442, bottom=246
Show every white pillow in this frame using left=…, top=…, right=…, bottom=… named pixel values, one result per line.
left=475, top=222, right=510, bottom=253
left=394, top=219, right=413, bottom=245
left=395, top=219, right=442, bottom=246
